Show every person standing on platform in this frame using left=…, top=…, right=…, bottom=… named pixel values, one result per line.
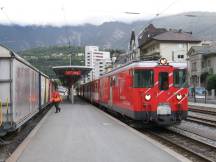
left=51, top=86, right=62, bottom=113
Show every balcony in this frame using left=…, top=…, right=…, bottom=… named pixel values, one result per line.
left=140, top=49, right=160, bottom=60
left=202, top=67, right=213, bottom=74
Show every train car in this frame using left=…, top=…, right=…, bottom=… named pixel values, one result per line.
left=49, top=79, right=55, bottom=103
left=0, top=45, right=52, bottom=136
left=39, top=73, right=51, bottom=109
left=83, top=82, right=92, bottom=101
left=80, top=58, right=188, bottom=125
left=91, top=79, right=100, bottom=104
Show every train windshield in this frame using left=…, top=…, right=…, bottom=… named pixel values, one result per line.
left=133, top=69, right=154, bottom=88
left=173, top=69, right=187, bottom=88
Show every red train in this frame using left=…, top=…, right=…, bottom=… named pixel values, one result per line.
left=78, top=58, right=188, bottom=125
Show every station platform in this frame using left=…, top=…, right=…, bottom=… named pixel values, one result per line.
left=8, top=98, right=189, bottom=162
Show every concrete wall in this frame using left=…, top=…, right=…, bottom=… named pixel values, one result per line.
left=189, top=53, right=202, bottom=86
left=140, top=41, right=200, bottom=62
left=205, top=56, right=216, bottom=74
left=160, top=42, right=199, bottom=62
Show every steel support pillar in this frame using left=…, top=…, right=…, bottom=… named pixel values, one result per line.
left=70, top=85, right=74, bottom=104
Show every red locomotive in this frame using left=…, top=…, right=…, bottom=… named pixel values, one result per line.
left=79, top=58, right=188, bottom=125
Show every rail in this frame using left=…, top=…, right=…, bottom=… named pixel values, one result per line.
left=147, top=129, right=216, bottom=162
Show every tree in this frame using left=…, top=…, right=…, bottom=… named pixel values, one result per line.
left=206, top=74, right=216, bottom=90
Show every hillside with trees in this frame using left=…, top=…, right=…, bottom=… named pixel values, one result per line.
left=20, top=46, right=85, bottom=77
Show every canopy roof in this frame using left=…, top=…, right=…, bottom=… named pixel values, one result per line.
left=52, top=65, right=92, bottom=87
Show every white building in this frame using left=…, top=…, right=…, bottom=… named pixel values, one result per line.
left=138, top=24, right=201, bottom=62
left=85, top=46, right=111, bottom=82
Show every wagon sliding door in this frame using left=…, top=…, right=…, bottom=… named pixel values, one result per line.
left=0, top=57, right=12, bottom=128
left=13, top=59, right=40, bottom=127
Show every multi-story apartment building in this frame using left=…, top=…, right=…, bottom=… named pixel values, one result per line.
left=138, top=24, right=201, bottom=62
left=85, top=46, right=111, bottom=82
left=188, top=45, right=216, bottom=87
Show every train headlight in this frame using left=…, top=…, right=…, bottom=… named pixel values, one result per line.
left=176, top=94, right=182, bottom=100
left=145, top=94, right=151, bottom=101
left=159, top=58, right=168, bottom=65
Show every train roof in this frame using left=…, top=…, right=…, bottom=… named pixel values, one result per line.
left=0, top=44, right=49, bottom=78
left=102, top=60, right=187, bottom=77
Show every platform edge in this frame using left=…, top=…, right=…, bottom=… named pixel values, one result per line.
left=5, top=109, right=52, bottom=162
left=93, top=105, right=192, bottom=162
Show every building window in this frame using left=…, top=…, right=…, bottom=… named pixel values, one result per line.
left=208, top=60, right=211, bottom=67
left=202, top=61, right=205, bottom=68
left=192, top=62, right=197, bottom=71
left=178, top=55, right=184, bottom=59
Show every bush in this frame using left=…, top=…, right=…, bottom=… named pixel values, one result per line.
left=206, top=74, right=216, bottom=90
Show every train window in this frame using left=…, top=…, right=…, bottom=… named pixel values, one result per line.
left=159, top=72, right=169, bottom=90
left=133, top=69, right=154, bottom=88
left=174, top=69, right=187, bottom=88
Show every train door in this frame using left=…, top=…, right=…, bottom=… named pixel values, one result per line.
left=109, top=76, right=113, bottom=107
left=0, top=57, right=12, bottom=130
left=155, top=66, right=173, bottom=115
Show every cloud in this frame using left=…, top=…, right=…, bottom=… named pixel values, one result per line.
left=0, top=0, right=215, bottom=26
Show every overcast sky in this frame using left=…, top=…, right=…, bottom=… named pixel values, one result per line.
left=0, top=0, right=215, bottom=26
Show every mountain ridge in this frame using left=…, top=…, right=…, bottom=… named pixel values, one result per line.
left=0, top=11, right=216, bottom=51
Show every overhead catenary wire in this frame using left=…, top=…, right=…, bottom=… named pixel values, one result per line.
left=0, top=7, right=13, bottom=25
left=137, top=0, right=179, bottom=37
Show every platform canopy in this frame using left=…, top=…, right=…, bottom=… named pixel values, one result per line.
left=52, top=65, right=92, bottom=87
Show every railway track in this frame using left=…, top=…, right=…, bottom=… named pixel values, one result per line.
left=106, top=107, right=216, bottom=162
left=186, top=116, right=216, bottom=127
left=189, top=106, right=216, bottom=115
left=147, top=107, right=216, bottom=162
left=145, top=127, right=216, bottom=162
left=0, top=138, right=11, bottom=145
left=0, top=106, right=51, bottom=162
left=90, top=100, right=216, bottom=162
left=187, top=106, right=216, bottom=127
